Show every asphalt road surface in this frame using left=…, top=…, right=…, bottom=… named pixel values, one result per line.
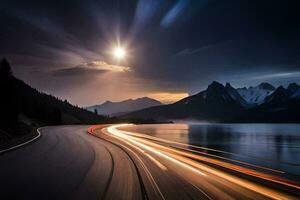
left=0, top=125, right=299, bottom=200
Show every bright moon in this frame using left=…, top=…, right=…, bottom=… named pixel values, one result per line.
left=113, top=47, right=126, bottom=59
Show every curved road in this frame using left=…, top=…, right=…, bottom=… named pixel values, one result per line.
left=0, top=125, right=299, bottom=199
left=0, top=126, right=143, bottom=200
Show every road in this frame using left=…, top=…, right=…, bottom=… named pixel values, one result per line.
left=0, top=125, right=299, bottom=199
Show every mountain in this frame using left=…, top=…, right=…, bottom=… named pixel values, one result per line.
left=263, top=86, right=292, bottom=107
left=124, top=81, right=300, bottom=122
left=124, top=81, right=245, bottom=121
left=288, top=83, right=300, bottom=98
left=248, top=85, right=300, bottom=122
left=257, top=83, right=300, bottom=109
left=288, top=83, right=300, bottom=93
left=87, top=97, right=163, bottom=116
left=225, top=83, right=248, bottom=107
left=236, top=82, right=275, bottom=105
left=291, top=89, right=300, bottom=99
left=0, top=58, right=108, bottom=134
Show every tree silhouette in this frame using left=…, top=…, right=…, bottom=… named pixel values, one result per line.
left=94, top=109, right=98, bottom=115
left=0, top=58, right=13, bottom=77
left=49, top=107, right=62, bottom=125
left=0, top=58, right=20, bottom=129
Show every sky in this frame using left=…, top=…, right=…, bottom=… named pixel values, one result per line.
left=0, top=0, right=300, bottom=106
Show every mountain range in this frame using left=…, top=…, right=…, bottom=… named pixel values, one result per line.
left=123, top=81, right=300, bottom=122
left=236, top=82, right=275, bottom=106
left=86, top=97, right=163, bottom=116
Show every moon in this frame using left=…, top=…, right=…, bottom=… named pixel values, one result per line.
left=113, top=47, right=126, bottom=59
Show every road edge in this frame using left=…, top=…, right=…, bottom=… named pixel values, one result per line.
left=0, top=128, right=42, bottom=154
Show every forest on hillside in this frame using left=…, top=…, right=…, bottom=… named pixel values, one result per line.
left=0, top=58, right=110, bottom=139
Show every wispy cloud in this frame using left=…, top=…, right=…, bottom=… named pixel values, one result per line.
left=161, top=0, right=189, bottom=28
left=247, top=71, right=300, bottom=80
left=131, top=0, right=161, bottom=35
left=83, top=61, right=130, bottom=72
left=52, top=60, right=130, bottom=76
left=174, top=40, right=233, bottom=57
left=175, top=45, right=214, bottom=56
left=6, top=8, right=80, bottom=46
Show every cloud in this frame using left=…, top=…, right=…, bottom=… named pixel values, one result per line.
left=84, top=61, right=130, bottom=72
left=161, top=0, right=189, bottom=28
left=174, top=40, right=233, bottom=57
left=247, top=71, right=300, bottom=81
left=131, top=0, right=161, bottom=35
left=52, top=60, right=130, bottom=76
left=174, top=46, right=212, bottom=57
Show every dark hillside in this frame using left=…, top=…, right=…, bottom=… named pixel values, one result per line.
left=0, top=58, right=109, bottom=140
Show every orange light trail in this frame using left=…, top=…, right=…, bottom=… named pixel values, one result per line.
left=88, top=124, right=300, bottom=200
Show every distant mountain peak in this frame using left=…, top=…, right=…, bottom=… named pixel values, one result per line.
left=277, top=85, right=285, bottom=90
left=236, top=82, right=275, bottom=105
left=209, top=81, right=223, bottom=87
left=225, top=82, right=232, bottom=88
left=288, top=82, right=299, bottom=87
left=224, top=83, right=248, bottom=107
left=275, top=86, right=292, bottom=95
left=288, top=82, right=300, bottom=93
left=138, top=97, right=153, bottom=101
left=264, top=86, right=291, bottom=105
left=258, top=82, right=275, bottom=90
left=86, top=97, right=163, bottom=116
left=205, top=82, right=230, bottom=101
left=207, top=81, right=224, bottom=91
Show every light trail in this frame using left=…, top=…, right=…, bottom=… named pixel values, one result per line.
left=117, top=126, right=286, bottom=173
left=119, top=124, right=300, bottom=167
left=111, top=126, right=297, bottom=188
left=107, top=125, right=207, bottom=177
left=106, top=132, right=167, bottom=171
left=102, top=131, right=167, bottom=200
left=113, top=126, right=300, bottom=188
left=88, top=124, right=300, bottom=200
left=145, top=153, right=168, bottom=171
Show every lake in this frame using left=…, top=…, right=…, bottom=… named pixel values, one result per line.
left=121, top=123, right=300, bottom=181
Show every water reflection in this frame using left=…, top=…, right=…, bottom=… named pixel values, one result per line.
left=121, top=123, right=300, bottom=180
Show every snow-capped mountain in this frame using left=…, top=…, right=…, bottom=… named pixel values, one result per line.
left=256, top=83, right=300, bottom=117
left=236, top=83, right=275, bottom=105
left=225, top=83, right=248, bottom=107
left=124, top=81, right=300, bottom=122
left=86, top=97, right=163, bottom=116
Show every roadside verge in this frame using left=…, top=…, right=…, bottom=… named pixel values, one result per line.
left=0, top=128, right=42, bottom=154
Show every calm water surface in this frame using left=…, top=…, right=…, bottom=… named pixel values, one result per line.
left=122, top=123, right=300, bottom=181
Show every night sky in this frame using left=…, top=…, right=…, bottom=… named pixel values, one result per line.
left=1, top=0, right=300, bottom=106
